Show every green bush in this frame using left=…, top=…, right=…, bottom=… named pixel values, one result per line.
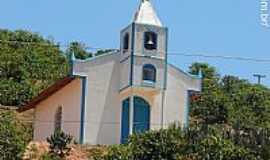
left=105, top=145, right=131, bottom=160
left=196, top=135, right=253, bottom=160
left=0, top=110, right=32, bottom=160
left=128, top=125, right=185, bottom=160
left=91, top=124, right=257, bottom=160
left=46, top=130, right=73, bottom=159
left=88, top=145, right=130, bottom=160
left=91, top=124, right=186, bottom=160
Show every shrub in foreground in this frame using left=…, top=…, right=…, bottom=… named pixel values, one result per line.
left=90, top=124, right=256, bottom=160
left=91, top=145, right=131, bottom=160
left=128, top=125, right=185, bottom=160
left=0, top=110, right=32, bottom=160
left=46, top=130, right=73, bottom=159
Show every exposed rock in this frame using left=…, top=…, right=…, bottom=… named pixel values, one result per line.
left=23, top=141, right=89, bottom=160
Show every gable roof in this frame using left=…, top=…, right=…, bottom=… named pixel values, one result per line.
left=17, top=76, right=76, bottom=112
left=133, top=0, right=162, bottom=27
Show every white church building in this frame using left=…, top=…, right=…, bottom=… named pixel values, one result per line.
left=19, top=0, right=201, bottom=145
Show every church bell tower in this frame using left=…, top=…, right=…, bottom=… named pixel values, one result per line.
left=119, top=0, right=169, bottom=143
left=120, top=0, right=168, bottom=90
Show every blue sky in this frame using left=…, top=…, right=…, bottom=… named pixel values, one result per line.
left=1, top=0, right=270, bottom=85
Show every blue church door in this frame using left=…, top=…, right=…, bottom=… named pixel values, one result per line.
left=133, top=97, right=150, bottom=134
left=121, top=98, right=130, bottom=144
left=121, top=97, right=150, bottom=143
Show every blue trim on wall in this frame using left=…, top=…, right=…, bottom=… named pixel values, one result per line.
left=164, top=27, right=168, bottom=90
left=160, top=28, right=168, bottom=128
left=130, top=23, right=135, bottom=86
left=71, top=55, right=87, bottom=144
left=79, top=77, right=87, bottom=144
left=184, top=91, right=191, bottom=128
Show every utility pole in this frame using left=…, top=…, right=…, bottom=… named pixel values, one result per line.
left=253, top=74, right=266, bottom=85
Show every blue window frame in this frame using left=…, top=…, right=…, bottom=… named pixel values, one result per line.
left=143, top=64, right=156, bottom=83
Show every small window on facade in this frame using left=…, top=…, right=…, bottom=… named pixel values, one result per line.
left=143, top=64, right=156, bottom=82
left=54, top=106, right=62, bottom=131
left=123, top=33, right=129, bottom=52
left=144, top=32, right=157, bottom=50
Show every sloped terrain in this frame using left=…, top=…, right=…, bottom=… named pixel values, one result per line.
left=23, top=142, right=107, bottom=160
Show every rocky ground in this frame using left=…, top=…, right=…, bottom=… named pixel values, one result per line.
left=23, top=142, right=89, bottom=160
left=22, top=142, right=108, bottom=160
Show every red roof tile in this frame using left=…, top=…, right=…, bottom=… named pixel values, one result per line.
left=18, top=76, right=76, bottom=112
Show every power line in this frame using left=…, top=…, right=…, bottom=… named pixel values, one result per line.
left=167, top=52, right=270, bottom=63
left=1, top=39, right=270, bottom=63
left=124, top=49, right=270, bottom=63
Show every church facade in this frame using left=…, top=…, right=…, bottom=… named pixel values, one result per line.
left=19, top=0, right=201, bottom=145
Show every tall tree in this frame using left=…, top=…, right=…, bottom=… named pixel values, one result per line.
left=0, top=29, right=69, bottom=106
left=65, top=42, right=115, bottom=60
left=189, top=62, right=270, bottom=128
left=66, top=41, right=92, bottom=60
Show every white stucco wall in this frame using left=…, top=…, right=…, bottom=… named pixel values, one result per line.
left=33, top=78, right=82, bottom=142
left=120, top=58, right=131, bottom=90
left=33, top=52, right=200, bottom=145
left=74, top=53, right=122, bottom=145
left=164, top=65, right=201, bottom=127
